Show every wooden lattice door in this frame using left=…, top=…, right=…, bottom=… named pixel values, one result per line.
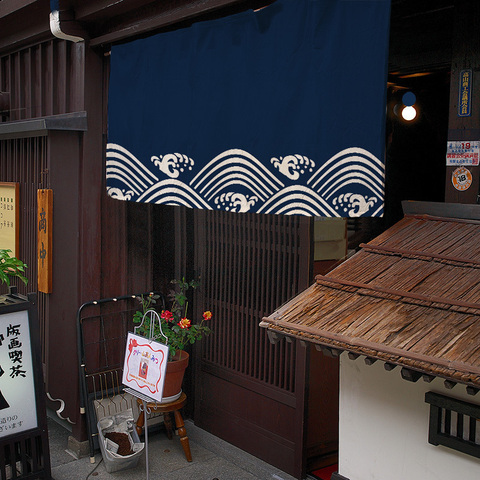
left=193, top=209, right=311, bottom=478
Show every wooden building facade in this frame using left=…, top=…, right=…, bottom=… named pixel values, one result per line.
left=0, top=1, right=479, bottom=479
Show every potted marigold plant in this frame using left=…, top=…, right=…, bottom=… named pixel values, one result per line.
left=133, top=278, right=212, bottom=400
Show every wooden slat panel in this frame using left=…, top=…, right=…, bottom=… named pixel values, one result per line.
left=1, top=136, right=48, bottom=365
left=0, top=39, right=83, bottom=122
left=196, top=210, right=309, bottom=391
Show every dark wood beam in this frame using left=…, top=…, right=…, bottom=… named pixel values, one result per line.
left=0, top=0, right=51, bottom=53
left=466, top=386, right=479, bottom=396
left=422, top=374, right=435, bottom=383
left=0, top=0, right=37, bottom=19
left=87, top=0, right=249, bottom=47
left=401, top=368, right=422, bottom=382
left=444, top=380, right=457, bottom=390
left=445, top=0, right=480, bottom=203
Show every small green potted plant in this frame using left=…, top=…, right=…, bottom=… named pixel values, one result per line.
left=133, top=278, right=212, bottom=399
left=0, top=249, right=28, bottom=287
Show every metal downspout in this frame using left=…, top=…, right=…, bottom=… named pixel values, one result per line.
left=49, top=0, right=84, bottom=42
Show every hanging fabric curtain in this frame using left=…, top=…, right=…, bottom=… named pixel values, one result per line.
left=107, top=0, right=391, bottom=217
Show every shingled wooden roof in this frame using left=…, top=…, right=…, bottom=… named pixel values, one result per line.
left=261, top=202, right=480, bottom=394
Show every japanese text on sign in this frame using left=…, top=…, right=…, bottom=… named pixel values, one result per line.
left=37, top=189, right=53, bottom=293
left=458, top=69, right=472, bottom=117
left=446, top=141, right=480, bottom=166
left=0, top=311, right=37, bottom=437
left=122, top=332, right=169, bottom=402
left=0, top=183, right=18, bottom=257
left=452, top=166, right=473, bottom=192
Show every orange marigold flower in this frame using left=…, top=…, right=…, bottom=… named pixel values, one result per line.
left=161, top=310, right=174, bottom=322
left=203, top=311, right=212, bottom=321
left=178, top=317, right=191, bottom=329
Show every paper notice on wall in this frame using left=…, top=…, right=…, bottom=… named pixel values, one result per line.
left=446, top=141, right=480, bottom=166
left=122, top=333, right=169, bottom=402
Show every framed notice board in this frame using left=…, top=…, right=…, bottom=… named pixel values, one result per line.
left=0, top=183, right=19, bottom=258
left=0, top=290, right=52, bottom=479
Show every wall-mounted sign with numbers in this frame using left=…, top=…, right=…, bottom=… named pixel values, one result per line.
left=446, top=141, right=480, bottom=166
left=0, top=183, right=19, bottom=257
left=452, top=166, right=473, bottom=192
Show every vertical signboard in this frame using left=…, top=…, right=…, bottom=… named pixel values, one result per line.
left=0, top=183, right=19, bottom=257
left=458, top=69, right=472, bottom=117
left=0, top=292, right=51, bottom=479
left=0, top=310, right=38, bottom=434
left=37, top=189, right=53, bottom=294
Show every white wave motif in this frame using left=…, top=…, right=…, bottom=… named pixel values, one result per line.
left=308, top=147, right=384, bottom=187
left=107, top=187, right=135, bottom=200
left=214, top=192, right=258, bottom=213
left=151, top=153, right=194, bottom=178
left=271, top=154, right=315, bottom=180
left=107, top=144, right=159, bottom=194
left=333, top=193, right=378, bottom=217
left=203, top=169, right=274, bottom=201
left=190, top=149, right=284, bottom=200
left=258, top=186, right=339, bottom=216
left=138, top=179, right=212, bottom=209
left=322, top=168, right=384, bottom=200
left=106, top=144, right=385, bottom=217
left=308, top=149, right=384, bottom=196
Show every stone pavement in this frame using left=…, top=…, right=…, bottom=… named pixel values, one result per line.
left=48, top=411, right=298, bottom=480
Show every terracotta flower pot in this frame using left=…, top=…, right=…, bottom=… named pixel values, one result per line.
left=162, top=350, right=189, bottom=401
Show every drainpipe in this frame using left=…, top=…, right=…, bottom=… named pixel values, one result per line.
left=50, top=0, right=85, bottom=42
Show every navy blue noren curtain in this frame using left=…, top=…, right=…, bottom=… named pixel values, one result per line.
left=107, top=0, right=391, bottom=217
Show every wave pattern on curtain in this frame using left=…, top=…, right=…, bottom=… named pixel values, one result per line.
left=107, top=0, right=391, bottom=217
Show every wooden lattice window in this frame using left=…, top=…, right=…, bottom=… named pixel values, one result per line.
left=425, top=391, right=480, bottom=458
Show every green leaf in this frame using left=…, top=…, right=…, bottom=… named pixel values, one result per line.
left=0, top=249, right=28, bottom=286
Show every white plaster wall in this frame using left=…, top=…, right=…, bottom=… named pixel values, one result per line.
left=338, top=357, right=480, bottom=480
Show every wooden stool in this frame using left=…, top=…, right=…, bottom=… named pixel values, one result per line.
left=135, top=392, right=192, bottom=462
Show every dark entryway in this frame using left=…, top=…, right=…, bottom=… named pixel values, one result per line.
left=192, top=210, right=313, bottom=478
left=384, top=69, right=450, bottom=228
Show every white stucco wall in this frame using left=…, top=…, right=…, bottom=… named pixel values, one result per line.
left=338, top=357, right=480, bottom=480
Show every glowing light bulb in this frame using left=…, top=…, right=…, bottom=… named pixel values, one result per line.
left=402, top=105, right=417, bottom=121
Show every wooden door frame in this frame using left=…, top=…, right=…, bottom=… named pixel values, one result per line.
left=190, top=209, right=312, bottom=479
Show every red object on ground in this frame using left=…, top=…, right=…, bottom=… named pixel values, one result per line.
left=311, top=463, right=338, bottom=480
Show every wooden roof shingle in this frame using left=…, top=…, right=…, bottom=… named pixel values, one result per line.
left=261, top=202, right=480, bottom=392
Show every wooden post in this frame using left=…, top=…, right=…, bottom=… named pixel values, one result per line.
left=445, top=1, right=480, bottom=203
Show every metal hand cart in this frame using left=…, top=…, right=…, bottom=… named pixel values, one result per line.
left=76, top=291, right=165, bottom=462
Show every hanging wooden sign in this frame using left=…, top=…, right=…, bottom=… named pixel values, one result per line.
left=37, top=189, right=53, bottom=293
left=0, top=182, right=19, bottom=257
